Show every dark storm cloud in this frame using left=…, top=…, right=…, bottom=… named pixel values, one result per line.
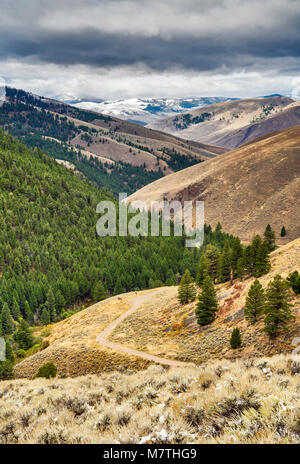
left=1, top=29, right=300, bottom=72
left=0, top=0, right=299, bottom=73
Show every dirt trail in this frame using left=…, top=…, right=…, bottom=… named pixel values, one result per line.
left=96, top=290, right=194, bottom=367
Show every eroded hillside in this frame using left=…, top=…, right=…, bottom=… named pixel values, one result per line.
left=127, top=125, right=300, bottom=242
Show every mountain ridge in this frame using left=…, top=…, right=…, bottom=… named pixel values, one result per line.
left=72, top=96, right=239, bottom=125
left=147, top=96, right=299, bottom=149
left=0, top=87, right=226, bottom=194
left=127, top=125, right=300, bottom=242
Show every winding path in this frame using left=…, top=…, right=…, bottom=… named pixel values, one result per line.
left=96, top=290, right=194, bottom=367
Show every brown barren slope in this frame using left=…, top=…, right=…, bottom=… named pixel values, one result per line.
left=127, top=125, right=300, bottom=242
left=148, top=96, right=297, bottom=148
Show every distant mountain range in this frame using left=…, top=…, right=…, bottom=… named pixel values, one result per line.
left=70, top=97, right=239, bottom=125
left=0, top=87, right=225, bottom=195
left=148, top=95, right=300, bottom=148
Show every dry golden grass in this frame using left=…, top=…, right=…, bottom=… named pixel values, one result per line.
left=14, top=239, right=300, bottom=378
left=110, top=239, right=300, bottom=364
left=128, top=125, right=300, bottom=242
left=148, top=96, right=296, bottom=148
left=1, top=355, right=300, bottom=444
left=14, top=291, right=156, bottom=379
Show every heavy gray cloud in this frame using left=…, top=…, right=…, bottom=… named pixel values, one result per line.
left=0, top=0, right=299, bottom=99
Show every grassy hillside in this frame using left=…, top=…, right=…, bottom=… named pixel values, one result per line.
left=127, top=125, right=300, bottom=242
left=0, top=88, right=225, bottom=194
left=109, top=239, right=300, bottom=364
left=13, top=237, right=299, bottom=379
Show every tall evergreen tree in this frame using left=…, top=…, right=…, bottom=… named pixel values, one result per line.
left=5, top=340, right=14, bottom=363
left=14, top=318, right=34, bottom=350
left=40, top=308, right=50, bottom=326
left=11, top=297, right=21, bottom=320
left=245, top=279, right=265, bottom=323
left=263, top=275, right=294, bottom=339
left=113, top=278, right=124, bottom=296
left=231, top=237, right=243, bottom=278
left=205, top=245, right=220, bottom=283
left=251, top=235, right=271, bottom=277
left=280, top=226, right=286, bottom=237
left=218, top=240, right=231, bottom=283
left=195, top=275, right=218, bottom=325
left=165, top=269, right=176, bottom=286
left=287, top=271, right=300, bottom=294
left=24, top=300, right=34, bottom=325
left=178, top=269, right=197, bottom=304
left=236, top=255, right=246, bottom=279
left=92, top=282, right=107, bottom=301
left=45, top=289, right=57, bottom=322
left=196, top=254, right=208, bottom=287
left=264, top=224, right=276, bottom=252
left=0, top=303, right=14, bottom=335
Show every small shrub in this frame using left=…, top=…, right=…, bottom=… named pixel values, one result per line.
left=16, top=349, right=26, bottom=358
left=230, top=328, right=242, bottom=349
left=36, top=362, right=57, bottom=379
left=0, top=361, right=14, bottom=381
left=41, top=328, right=51, bottom=337
left=41, top=340, right=50, bottom=350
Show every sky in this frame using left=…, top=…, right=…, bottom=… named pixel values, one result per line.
left=0, top=0, right=300, bottom=101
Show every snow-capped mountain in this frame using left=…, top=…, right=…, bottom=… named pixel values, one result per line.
left=71, top=97, right=238, bottom=125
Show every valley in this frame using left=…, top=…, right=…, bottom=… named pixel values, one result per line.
left=1, top=0, right=300, bottom=448
left=0, top=88, right=225, bottom=195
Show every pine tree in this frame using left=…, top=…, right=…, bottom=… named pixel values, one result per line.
left=14, top=318, right=34, bottom=350
left=218, top=240, right=231, bottom=283
left=0, top=360, right=14, bottom=380
left=196, top=254, right=208, bottom=287
left=280, top=226, right=286, bottom=237
left=92, top=282, right=107, bottom=301
left=236, top=255, right=246, bottom=279
left=24, top=300, right=34, bottom=325
left=230, top=328, right=242, bottom=349
left=263, top=275, right=294, bottom=339
left=256, top=240, right=271, bottom=277
left=40, top=308, right=50, bottom=325
left=0, top=303, right=14, bottom=335
left=166, top=269, right=176, bottom=286
left=11, top=297, right=21, bottom=320
left=113, top=278, right=124, bottom=296
left=251, top=235, right=270, bottom=277
left=195, top=275, right=218, bottom=325
left=264, top=224, right=276, bottom=252
left=5, top=340, right=14, bottom=363
left=178, top=269, right=197, bottom=304
left=287, top=271, right=300, bottom=294
left=205, top=245, right=220, bottom=283
left=14, top=257, right=22, bottom=275
left=231, top=237, right=243, bottom=277
left=245, top=279, right=265, bottom=323
left=45, top=289, right=57, bottom=322
left=55, top=290, right=65, bottom=313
